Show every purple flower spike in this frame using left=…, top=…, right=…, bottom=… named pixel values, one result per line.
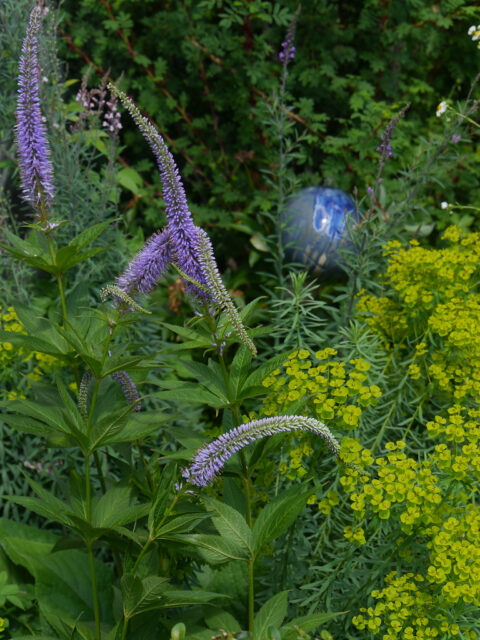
left=16, top=6, right=54, bottom=213
left=116, top=228, right=171, bottom=296
left=278, top=6, right=301, bottom=65
left=182, top=415, right=339, bottom=486
left=108, top=84, right=208, bottom=298
left=111, top=371, right=141, bottom=412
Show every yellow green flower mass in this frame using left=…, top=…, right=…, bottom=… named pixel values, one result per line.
left=260, top=348, right=381, bottom=479
left=356, top=226, right=480, bottom=402
left=0, top=305, right=59, bottom=399
left=262, top=348, right=380, bottom=426
left=343, top=404, right=480, bottom=638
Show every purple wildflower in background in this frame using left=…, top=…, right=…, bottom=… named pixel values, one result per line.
left=15, top=6, right=54, bottom=212
left=111, top=371, right=141, bottom=412
left=375, top=104, right=409, bottom=167
left=115, top=228, right=171, bottom=296
left=279, top=5, right=301, bottom=65
left=108, top=84, right=208, bottom=298
left=376, top=141, right=393, bottom=158
left=451, top=133, right=461, bottom=144
left=182, top=415, right=339, bottom=486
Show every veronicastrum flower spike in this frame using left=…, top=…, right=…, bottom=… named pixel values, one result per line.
left=115, top=228, right=171, bottom=297
left=196, top=228, right=257, bottom=356
left=78, top=370, right=93, bottom=421
left=78, top=368, right=141, bottom=417
left=182, top=415, right=339, bottom=486
left=108, top=83, right=208, bottom=297
left=111, top=371, right=141, bottom=412
left=16, top=6, right=54, bottom=219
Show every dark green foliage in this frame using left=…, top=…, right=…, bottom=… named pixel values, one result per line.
left=57, top=0, right=480, bottom=244
left=3, top=1, right=480, bottom=639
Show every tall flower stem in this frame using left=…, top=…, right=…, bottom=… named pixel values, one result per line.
left=85, top=379, right=101, bottom=638
left=217, top=343, right=255, bottom=636
left=87, top=539, right=101, bottom=640
left=241, top=450, right=255, bottom=636
left=46, top=233, right=67, bottom=324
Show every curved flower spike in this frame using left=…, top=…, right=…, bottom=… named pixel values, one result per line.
left=196, top=228, right=257, bottom=356
left=108, top=83, right=208, bottom=298
left=111, top=371, right=141, bottom=412
left=78, top=368, right=141, bottom=418
left=182, top=415, right=339, bottom=486
left=16, top=6, right=54, bottom=216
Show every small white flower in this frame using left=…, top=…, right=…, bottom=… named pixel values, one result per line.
left=441, top=201, right=448, bottom=210
left=473, top=31, right=480, bottom=41
left=436, top=101, right=447, bottom=117
left=468, top=25, right=476, bottom=36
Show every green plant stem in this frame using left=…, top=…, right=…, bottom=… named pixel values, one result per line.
left=216, top=328, right=255, bottom=636
left=120, top=617, right=129, bottom=640
left=241, top=450, right=255, bottom=637
left=46, top=233, right=67, bottom=323
left=87, top=540, right=102, bottom=640
left=137, top=439, right=154, bottom=493
left=132, top=491, right=181, bottom=574
left=85, top=381, right=102, bottom=635
left=85, top=453, right=92, bottom=520
left=93, top=451, right=107, bottom=493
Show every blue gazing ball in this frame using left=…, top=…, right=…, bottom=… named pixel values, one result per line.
left=282, top=186, right=360, bottom=278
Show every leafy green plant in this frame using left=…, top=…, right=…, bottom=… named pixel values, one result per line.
left=0, top=8, right=346, bottom=639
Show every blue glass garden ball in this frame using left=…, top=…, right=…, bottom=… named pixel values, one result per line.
left=282, top=186, right=360, bottom=278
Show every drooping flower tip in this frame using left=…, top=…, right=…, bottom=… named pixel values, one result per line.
left=182, top=415, right=339, bottom=486
left=16, top=6, right=55, bottom=210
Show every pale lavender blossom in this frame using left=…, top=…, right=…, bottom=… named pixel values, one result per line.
left=451, top=133, right=461, bottom=144
left=103, top=95, right=122, bottom=134
left=182, top=415, right=339, bottom=486
left=108, top=84, right=208, bottom=297
left=115, top=228, right=171, bottom=296
left=15, top=6, right=54, bottom=212
left=111, top=371, right=141, bottom=412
